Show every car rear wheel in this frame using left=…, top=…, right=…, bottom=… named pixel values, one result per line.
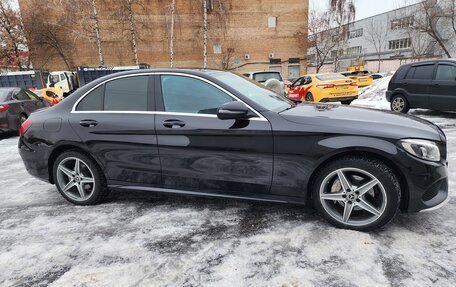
left=305, top=93, right=314, bottom=102
left=311, top=157, right=400, bottom=231
left=391, top=94, right=410, bottom=113
left=341, top=100, right=353, bottom=105
left=53, top=151, right=108, bottom=205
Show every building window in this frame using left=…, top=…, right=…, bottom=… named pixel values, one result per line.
left=346, top=46, right=363, bottom=56
left=268, top=16, right=277, bottom=28
left=348, top=28, right=363, bottom=39
left=307, top=54, right=316, bottom=63
left=391, top=16, right=414, bottom=30
left=389, top=38, right=411, bottom=50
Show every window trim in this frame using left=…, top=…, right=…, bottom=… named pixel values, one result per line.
left=71, top=72, right=267, bottom=122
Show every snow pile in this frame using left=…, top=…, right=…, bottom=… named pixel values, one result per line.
left=352, top=76, right=392, bottom=110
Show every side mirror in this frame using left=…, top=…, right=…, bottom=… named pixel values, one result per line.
left=217, top=101, right=251, bottom=120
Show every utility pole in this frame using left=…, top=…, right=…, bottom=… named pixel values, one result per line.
left=203, top=0, right=208, bottom=68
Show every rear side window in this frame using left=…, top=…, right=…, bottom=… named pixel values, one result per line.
left=435, top=65, right=456, bottom=81
left=76, top=76, right=149, bottom=112
left=77, top=85, right=104, bottom=111
left=104, top=76, right=148, bottom=111
left=407, top=65, right=435, bottom=80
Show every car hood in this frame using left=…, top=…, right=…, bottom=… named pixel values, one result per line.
left=279, top=103, right=443, bottom=142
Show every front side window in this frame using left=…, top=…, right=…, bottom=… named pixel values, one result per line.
left=104, top=76, right=148, bottom=111
left=435, top=65, right=456, bottom=81
left=161, top=75, right=233, bottom=114
left=210, top=72, right=293, bottom=112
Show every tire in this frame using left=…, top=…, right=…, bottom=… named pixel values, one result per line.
left=391, top=94, right=410, bottom=113
left=305, top=93, right=314, bottom=102
left=341, top=100, right=353, bottom=105
left=53, top=150, right=109, bottom=205
left=311, top=156, right=400, bottom=231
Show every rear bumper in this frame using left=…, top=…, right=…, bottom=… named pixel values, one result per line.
left=0, top=114, right=12, bottom=132
left=319, top=96, right=358, bottom=103
left=386, top=91, right=393, bottom=102
left=18, top=137, right=51, bottom=183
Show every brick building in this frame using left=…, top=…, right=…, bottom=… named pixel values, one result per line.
left=19, top=0, right=308, bottom=80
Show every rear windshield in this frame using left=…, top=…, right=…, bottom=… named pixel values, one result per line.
left=253, top=72, right=283, bottom=83
left=317, top=74, right=348, bottom=81
left=0, top=90, right=12, bottom=102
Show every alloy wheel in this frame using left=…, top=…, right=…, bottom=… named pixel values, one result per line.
left=392, top=97, right=405, bottom=112
left=319, top=168, right=387, bottom=226
left=56, top=157, right=95, bottom=202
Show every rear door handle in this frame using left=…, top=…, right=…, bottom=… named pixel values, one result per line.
left=80, top=119, right=98, bottom=127
left=163, top=119, right=185, bottom=128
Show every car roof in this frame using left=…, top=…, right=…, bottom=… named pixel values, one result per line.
left=402, top=59, right=456, bottom=67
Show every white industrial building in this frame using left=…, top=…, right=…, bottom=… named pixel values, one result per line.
left=307, top=1, right=456, bottom=73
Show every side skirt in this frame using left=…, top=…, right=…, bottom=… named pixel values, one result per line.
left=108, top=185, right=307, bottom=205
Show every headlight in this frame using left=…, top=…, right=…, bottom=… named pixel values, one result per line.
left=399, top=139, right=440, bottom=162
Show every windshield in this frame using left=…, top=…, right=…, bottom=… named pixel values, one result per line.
left=0, top=90, right=12, bottom=102
left=49, top=75, right=60, bottom=83
left=211, top=72, right=294, bottom=112
left=317, top=74, right=348, bottom=81
left=252, top=72, right=283, bottom=83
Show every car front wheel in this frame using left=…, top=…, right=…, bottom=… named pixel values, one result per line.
left=391, top=94, right=410, bottom=113
left=53, top=151, right=108, bottom=205
left=311, top=157, right=400, bottom=231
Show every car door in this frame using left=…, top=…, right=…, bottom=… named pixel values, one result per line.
left=13, top=89, right=35, bottom=115
left=402, top=63, right=436, bottom=108
left=69, top=75, right=162, bottom=187
left=429, top=63, right=456, bottom=111
left=155, top=74, right=273, bottom=195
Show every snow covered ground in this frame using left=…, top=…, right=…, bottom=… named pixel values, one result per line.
left=0, top=80, right=455, bottom=286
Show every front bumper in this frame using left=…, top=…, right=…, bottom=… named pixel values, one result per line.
left=397, top=150, right=449, bottom=213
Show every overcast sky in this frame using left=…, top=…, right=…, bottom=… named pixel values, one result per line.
left=310, top=0, right=421, bottom=21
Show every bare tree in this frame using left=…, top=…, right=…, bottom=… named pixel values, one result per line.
left=301, top=9, right=338, bottom=73
left=203, top=0, right=208, bottom=68
left=91, top=0, right=104, bottom=66
left=364, top=18, right=388, bottom=72
left=169, top=0, right=176, bottom=67
left=409, top=0, right=452, bottom=58
left=329, top=0, right=356, bottom=71
left=21, top=0, right=78, bottom=69
left=0, top=0, right=28, bottom=70
left=116, top=0, right=140, bottom=65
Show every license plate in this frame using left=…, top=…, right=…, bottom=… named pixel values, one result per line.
left=335, top=86, right=349, bottom=90
left=359, top=78, right=367, bottom=82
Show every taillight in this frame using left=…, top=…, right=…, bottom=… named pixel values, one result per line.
left=20, top=119, right=32, bottom=137
left=350, top=82, right=358, bottom=87
left=0, top=104, right=10, bottom=112
left=317, top=84, right=335, bottom=89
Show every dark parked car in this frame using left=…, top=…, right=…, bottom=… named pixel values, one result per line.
left=387, top=59, right=456, bottom=113
left=0, top=87, right=49, bottom=134
left=19, top=69, right=448, bottom=231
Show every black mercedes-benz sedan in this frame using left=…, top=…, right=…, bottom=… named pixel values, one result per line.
left=18, top=69, right=448, bottom=231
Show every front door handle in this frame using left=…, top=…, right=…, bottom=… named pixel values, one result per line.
left=163, top=119, right=185, bottom=128
left=80, top=119, right=98, bottom=128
